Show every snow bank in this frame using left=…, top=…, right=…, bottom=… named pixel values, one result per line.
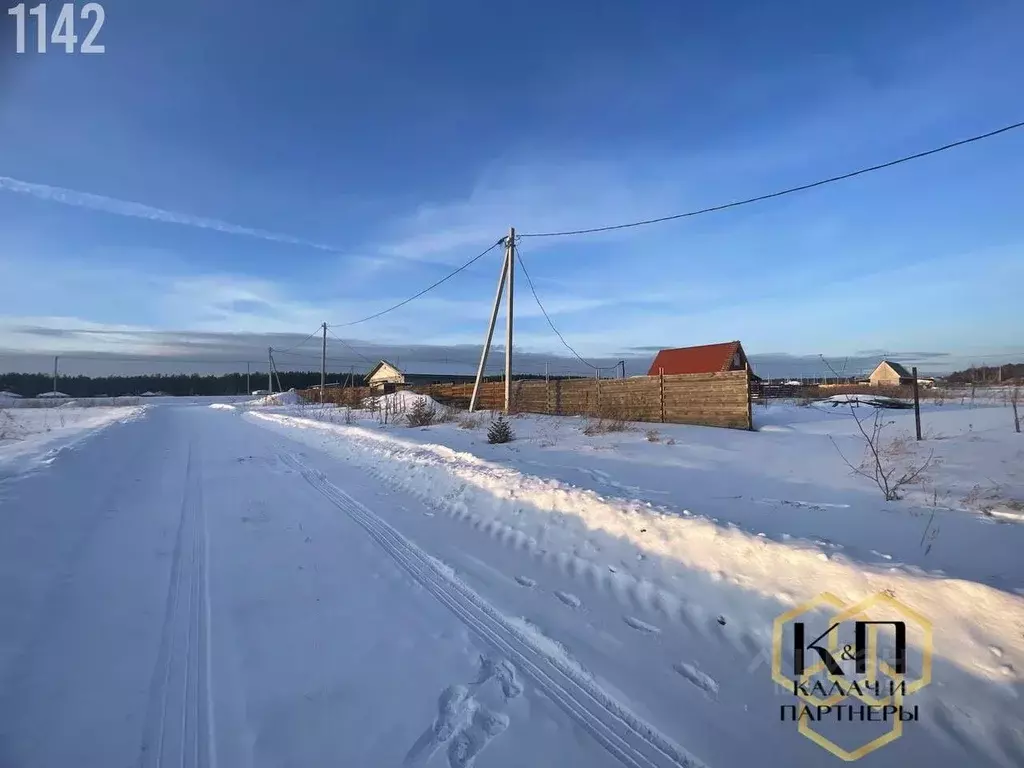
left=0, top=406, right=146, bottom=480
left=208, top=403, right=237, bottom=411
left=247, top=410, right=1021, bottom=679
left=246, top=389, right=305, bottom=407
left=361, top=389, right=442, bottom=411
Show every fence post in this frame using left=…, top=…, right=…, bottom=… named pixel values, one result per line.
left=596, top=373, right=601, bottom=416
left=745, top=362, right=754, bottom=431
left=912, top=366, right=922, bottom=440
left=659, top=367, right=665, bottom=423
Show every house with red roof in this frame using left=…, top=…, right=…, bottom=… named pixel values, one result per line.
left=647, top=341, right=752, bottom=377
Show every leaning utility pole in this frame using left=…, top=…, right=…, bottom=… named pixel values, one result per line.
left=504, top=227, right=515, bottom=414
left=470, top=229, right=515, bottom=413
left=321, top=322, right=328, bottom=403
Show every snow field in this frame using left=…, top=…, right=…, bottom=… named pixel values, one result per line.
left=244, top=399, right=1024, bottom=763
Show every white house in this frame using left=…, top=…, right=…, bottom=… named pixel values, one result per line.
left=868, top=360, right=915, bottom=387
left=364, top=360, right=478, bottom=392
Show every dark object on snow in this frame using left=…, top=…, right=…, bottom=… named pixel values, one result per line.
left=716, top=616, right=727, bottom=626
left=487, top=416, right=514, bottom=444
left=823, top=396, right=914, bottom=410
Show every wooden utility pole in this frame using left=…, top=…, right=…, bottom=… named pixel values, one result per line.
left=504, top=227, right=515, bottom=414
left=470, top=231, right=512, bottom=412
left=912, top=366, right=922, bottom=441
left=267, top=347, right=273, bottom=393
left=246, top=362, right=250, bottom=394
left=272, top=356, right=283, bottom=395
left=53, top=355, right=58, bottom=395
left=321, top=322, right=327, bottom=403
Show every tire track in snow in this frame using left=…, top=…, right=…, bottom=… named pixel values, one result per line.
left=139, top=441, right=215, bottom=768
left=280, top=452, right=706, bottom=768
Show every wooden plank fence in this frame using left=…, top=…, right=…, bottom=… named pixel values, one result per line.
left=422, top=370, right=752, bottom=430
left=299, top=370, right=753, bottom=430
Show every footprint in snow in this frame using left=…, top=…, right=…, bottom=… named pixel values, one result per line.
left=624, top=616, right=661, bottom=634
left=673, top=662, right=719, bottom=698
left=555, top=591, right=582, bottom=609
left=474, top=656, right=524, bottom=701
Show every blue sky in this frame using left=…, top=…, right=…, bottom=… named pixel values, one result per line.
left=0, top=0, right=1022, bottom=376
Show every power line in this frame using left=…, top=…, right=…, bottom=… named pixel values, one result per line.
left=514, top=244, right=603, bottom=370
left=521, top=120, right=1024, bottom=239
left=271, top=326, right=324, bottom=354
left=329, top=237, right=505, bottom=327
left=326, top=329, right=374, bottom=364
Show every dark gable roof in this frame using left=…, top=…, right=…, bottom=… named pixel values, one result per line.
left=647, top=341, right=744, bottom=376
left=882, top=360, right=914, bottom=379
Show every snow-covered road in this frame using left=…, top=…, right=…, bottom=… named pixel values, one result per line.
left=1, top=405, right=1021, bottom=767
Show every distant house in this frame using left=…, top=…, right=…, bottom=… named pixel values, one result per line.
left=647, top=341, right=752, bottom=377
left=868, top=360, right=915, bottom=387
left=37, top=391, right=70, bottom=399
left=364, top=359, right=478, bottom=392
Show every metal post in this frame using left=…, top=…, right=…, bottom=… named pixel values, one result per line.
left=504, top=227, right=515, bottom=414
left=912, top=366, right=922, bottom=441
left=470, top=235, right=510, bottom=412
left=321, top=322, right=327, bottom=403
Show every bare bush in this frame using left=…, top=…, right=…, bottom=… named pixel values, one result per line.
left=581, top=412, right=630, bottom=435
left=458, top=413, right=483, bottom=430
left=405, top=399, right=437, bottom=427
left=0, top=409, right=23, bottom=441
left=1010, top=387, right=1021, bottom=433
left=582, top=418, right=617, bottom=435
left=645, top=428, right=661, bottom=442
left=829, top=407, right=935, bottom=501
left=369, top=393, right=407, bottom=425
left=435, top=405, right=457, bottom=424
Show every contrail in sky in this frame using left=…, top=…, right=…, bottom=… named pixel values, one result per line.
left=0, top=175, right=346, bottom=253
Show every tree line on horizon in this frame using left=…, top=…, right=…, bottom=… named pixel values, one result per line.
left=944, top=363, right=1024, bottom=385
left=0, top=370, right=575, bottom=398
